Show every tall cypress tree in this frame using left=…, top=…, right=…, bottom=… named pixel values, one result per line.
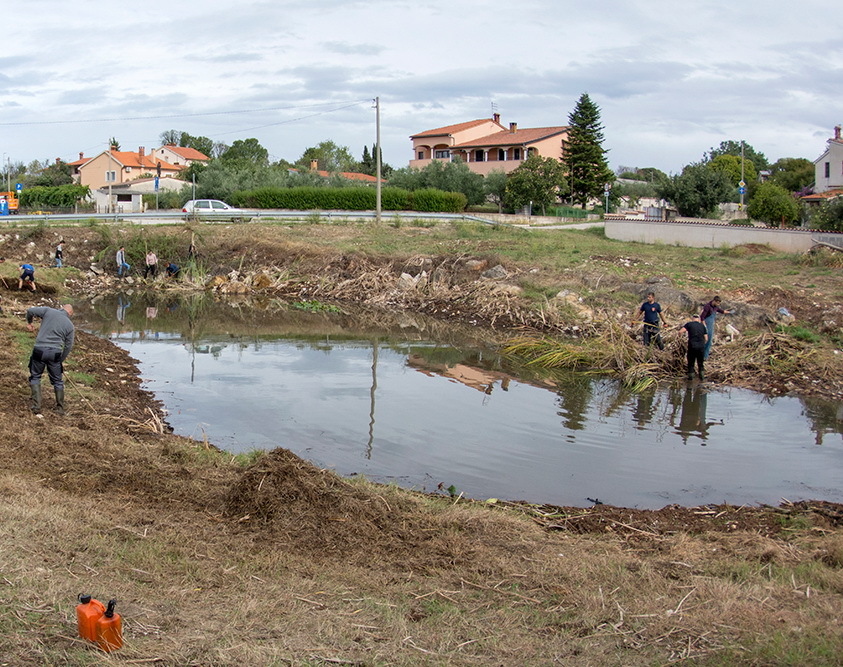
left=564, top=93, right=612, bottom=207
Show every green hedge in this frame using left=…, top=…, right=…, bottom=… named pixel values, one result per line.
left=19, top=184, right=90, bottom=209
left=228, top=186, right=465, bottom=212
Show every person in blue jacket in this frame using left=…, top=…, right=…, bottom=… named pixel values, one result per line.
left=19, top=263, right=36, bottom=291
left=700, top=296, right=731, bottom=360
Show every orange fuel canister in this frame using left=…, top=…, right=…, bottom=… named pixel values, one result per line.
left=75, top=594, right=106, bottom=642
left=95, top=599, right=123, bottom=653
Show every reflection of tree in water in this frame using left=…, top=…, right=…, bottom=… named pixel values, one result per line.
left=554, top=373, right=594, bottom=431
left=672, top=386, right=722, bottom=444
left=799, top=396, right=843, bottom=445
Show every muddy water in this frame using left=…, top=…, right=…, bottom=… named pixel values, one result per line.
left=78, top=294, right=843, bottom=509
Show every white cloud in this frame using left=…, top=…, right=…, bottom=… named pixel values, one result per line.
left=1, top=0, right=840, bottom=173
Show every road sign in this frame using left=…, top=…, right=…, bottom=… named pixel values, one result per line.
left=154, top=176, right=159, bottom=193
left=738, top=180, right=746, bottom=188
left=16, top=183, right=22, bottom=192
left=739, top=186, right=746, bottom=195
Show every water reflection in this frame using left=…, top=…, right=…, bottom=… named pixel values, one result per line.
left=672, top=386, right=722, bottom=444
left=76, top=293, right=843, bottom=509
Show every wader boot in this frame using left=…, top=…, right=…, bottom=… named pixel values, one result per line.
left=54, top=388, right=66, bottom=416
left=30, top=384, right=42, bottom=414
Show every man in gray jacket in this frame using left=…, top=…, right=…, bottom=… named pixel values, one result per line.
left=26, top=304, right=75, bottom=415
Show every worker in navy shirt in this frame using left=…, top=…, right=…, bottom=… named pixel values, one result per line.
left=681, top=314, right=709, bottom=381
left=638, top=292, right=667, bottom=349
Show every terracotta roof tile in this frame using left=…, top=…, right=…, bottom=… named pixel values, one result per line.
left=451, top=126, right=568, bottom=149
left=801, top=188, right=843, bottom=201
left=161, top=145, right=210, bottom=161
left=411, top=118, right=503, bottom=139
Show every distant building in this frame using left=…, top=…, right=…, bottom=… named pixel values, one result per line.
left=71, top=147, right=182, bottom=190
left=813, top=125, right=843, bottom=193
left=152, top=145, right=210, bottom=168
left=410, top=114, right=568, bottom=176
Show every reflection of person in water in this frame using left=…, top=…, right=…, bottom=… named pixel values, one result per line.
left=116, top=295, right=131, bottom=323
left=674, top=386, right=722, bottom=444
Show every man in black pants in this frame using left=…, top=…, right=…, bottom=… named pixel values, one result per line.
left=26, top=304, right=75, bottom=415
left=680, top=314, right=708, bottom=381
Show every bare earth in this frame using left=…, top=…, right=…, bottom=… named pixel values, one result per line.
left=0, top=222, right=841, bottom=665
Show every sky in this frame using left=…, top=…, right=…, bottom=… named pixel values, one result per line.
left=1, top=0, right=841, bottom=176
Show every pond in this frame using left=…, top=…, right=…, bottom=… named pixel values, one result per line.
left=77, top=293, right=843, bottom=509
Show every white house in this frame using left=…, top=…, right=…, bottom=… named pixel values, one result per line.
left=814, top=125, right=843, bottom=193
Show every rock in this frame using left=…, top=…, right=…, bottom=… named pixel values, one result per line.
left=481, top=264, right=508, bottom=280
left=492, top=284, right=523, bottom=296
left=465, top=259, right=487, bottom=271
left=397, top=272, right=418, bottom=290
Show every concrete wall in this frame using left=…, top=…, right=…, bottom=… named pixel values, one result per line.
left=603, top=219, right=837, bottom=253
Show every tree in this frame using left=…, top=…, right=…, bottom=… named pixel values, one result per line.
left=484, top=170, right=509, bottom=212
left=388, top=160, right=486, bottom=205
left=707, top=140, right=769, bottom=172
left=656, top=162, right=732, bottom=217
left=769, top=157, right=815, bottom=193
left=220, top=138, right=269, bottom=166
left=564, top=93, right=613, bottom=207
left=356, top=144, right=394, bottom=178
left=810, top=197, right=843, bottom=231
left=27, top=160, right=74, bottom=187
left=747, top=182, right=800, bottom=226
left=294, top=140, right=357, bottom=173
left=616, top=166, right=667, bottom=183
left=504, top=154, right=567, bottom=214
left=108, top=137, right=121, bottom=151
left=708, top=154, right=757, bottom=187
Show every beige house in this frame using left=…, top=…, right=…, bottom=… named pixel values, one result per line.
left=71, top=147, right=182, bottom=190
left=814, top=125, right=843, bottom=194
left=152, top=145, right=210, bottom=168
left=410, top=114, right=569, bottom=175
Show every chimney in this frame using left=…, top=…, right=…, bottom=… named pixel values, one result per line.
left=139, top=146, right=145, bottom=158
left=493, top=113, right=500, bottom=124
left=310, top=159, right=318, bottom=171
left=55, top=157, right=61, bottom=164
left=509, top=122, right=517, bottom=133
left=79, top=152, right=84, bottom=160
left=835, top=125, right=841, bottom=141
left=110, top=145, right=117, bottom=152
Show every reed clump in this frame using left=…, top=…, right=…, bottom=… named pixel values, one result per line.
left=504, top=318, right=663, bottom=391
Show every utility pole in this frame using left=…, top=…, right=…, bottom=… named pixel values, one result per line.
left=374, top=96, right=382, bottom=224
left=739, top=140, right=746, bottom=212
left=108, top=144, right=115, bottom=214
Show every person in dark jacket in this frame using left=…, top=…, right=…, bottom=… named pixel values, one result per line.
left=26, top=304, right=75, bottom=415
left=19, top=263, right=36, bottom=291
left=680, top=314, right=709, bottom=381
left=165, top=261, right=181, bottom=279
left=638, top=292, right=667, bottom=349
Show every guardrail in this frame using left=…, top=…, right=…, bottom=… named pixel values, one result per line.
left=1, top=210, right=502, bottom=227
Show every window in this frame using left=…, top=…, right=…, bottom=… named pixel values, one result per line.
left=211, top=201, right=228, bottom=210
left=418, top=151, right=424, bottom=160
left=434, top=149, right=450, bottom=159
left=125, top=166, right=132, bottom=173
left=474, top=149, right=485, bottom=162
left=116, top=194, right=132, bottom=203
left=497, top=149, right=506, bottom=161
left=512, top=148, right=522, bottom=160
left=825, top=162, right=831, bottom=178
left=105, top=170, right=116, bottom=182
left=196, top=200, right=212, bottom=210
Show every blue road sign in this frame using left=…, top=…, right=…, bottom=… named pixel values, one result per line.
left=15, top=183, right=22, bottom=191
left=739, top=186, right=746, bottom=194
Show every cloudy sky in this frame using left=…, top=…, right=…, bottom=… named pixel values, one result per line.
left=1, top=0, right=840, bottom=174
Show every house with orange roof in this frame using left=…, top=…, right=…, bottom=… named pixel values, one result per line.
left=410, top=113, right=569, bottom=175
left=813, top=126, right=843, bottom=194
left=152, top=144, right=210, bottom=168
left=72, top=147, right=182, bottom=190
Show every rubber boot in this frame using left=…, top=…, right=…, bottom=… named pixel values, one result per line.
left=54, top=387, right=66, bottom=416
left=30, top=384, right=42, bottom=414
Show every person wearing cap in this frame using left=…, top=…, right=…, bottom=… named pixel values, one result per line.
left=680, top=314, right=708, bottom=381
left=26, top=304, right=75, bottom=415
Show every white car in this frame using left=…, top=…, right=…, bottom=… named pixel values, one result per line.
left=182, top=199, right=241, bottom=214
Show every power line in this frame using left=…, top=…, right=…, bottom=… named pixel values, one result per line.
left=0, top=99, right=371, bottom=127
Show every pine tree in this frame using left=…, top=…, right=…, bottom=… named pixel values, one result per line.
left=564, top=93, right=612, bottom=207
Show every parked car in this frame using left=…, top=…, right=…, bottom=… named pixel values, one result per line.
left=182, top=199, right=240, bottom=214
